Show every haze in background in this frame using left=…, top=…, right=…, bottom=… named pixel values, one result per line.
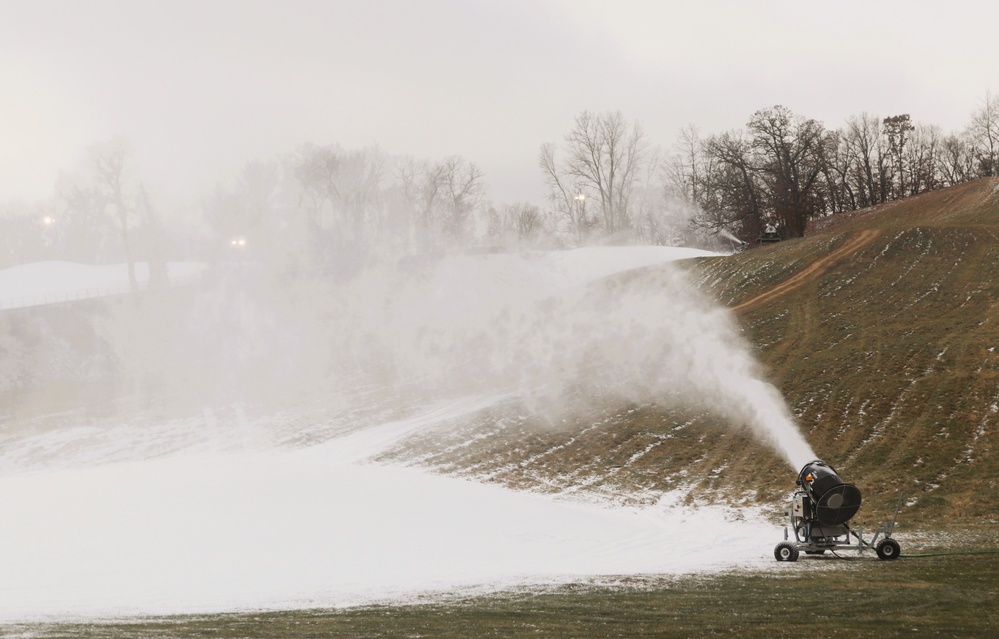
left=1, top=0, right=996, bottom=204
left=0, top=247, right=811, bottom=620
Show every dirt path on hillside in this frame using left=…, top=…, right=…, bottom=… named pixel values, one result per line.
left=732, top=229, right=879, bottom=315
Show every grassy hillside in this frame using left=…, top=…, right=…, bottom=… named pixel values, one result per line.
left=389, top=178, right=999, bottom=525
left=702, top=177, right=999, bottom=522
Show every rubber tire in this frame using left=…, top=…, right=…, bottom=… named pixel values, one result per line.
left=876, top=538, right=901, bottom=561
left=774, top=542, right=799, bottom=562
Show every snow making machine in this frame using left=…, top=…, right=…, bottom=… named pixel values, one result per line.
left=774, top=460, right=903, bottom=561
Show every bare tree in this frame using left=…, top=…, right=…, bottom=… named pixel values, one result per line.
left=414, top=160, right=447, bottom=251
left=748, top=106, right=829, bottom=238
left=335, top=148, right=385, bottom=241
left=904, top=123, right=942, bottom=195
left=396, top=156, right=482, bottom=252
left=439, top=156, right=484, bottom=243
left=291, top=144, right=391, bottom=272
left=699, top=131, right=764, bottom=238
left=90, top=138, right=139, bottom=294
left=56, top=175, right=117, bottom=263
left=819, top=129, right=855, bottom=213
left=883, top=114, right=914, bottom=198
left=843, top=113, right=883, bottom=207
left=396, top=156, right=430, bottom=251
left=539, top=142, right=590, bottom=243
left=939, top=132, right=976, bottom=186
left=294, top=143, right=357, bottom=237
left=515, top=204, right=543, bottom=243
left=500, top=202, right=547, bottom=246
left=664, top=124, right=704, bottom=204
left=968, top=90, right=999, bottom=177
left=541, top=111, right=646, bottom=239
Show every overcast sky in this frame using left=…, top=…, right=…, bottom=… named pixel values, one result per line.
left=2, top=0, right=996, bottom=206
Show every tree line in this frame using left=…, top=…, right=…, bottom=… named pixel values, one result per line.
left=544, top=93, right=998, bottom=245
left=2, top=91, right=997, bottom=276
left=669, top=96, right=998, bottom=241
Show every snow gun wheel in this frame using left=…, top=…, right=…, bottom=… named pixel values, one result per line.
left=876, top=538, right=901, bottom=561
left=774, top=542, right=799, bottom=562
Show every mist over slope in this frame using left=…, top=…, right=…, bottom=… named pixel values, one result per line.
left=2, top=246, right=801, bottom=620
left=380, top=179, right=999, bottom=524
left=5, top=180, right=997, bottom=527
left=4, top=246, right=758, bottom=468
left=2, top=181, right=995, bottom=619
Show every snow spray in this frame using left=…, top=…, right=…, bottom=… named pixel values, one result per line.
left=72, top=247, right=815, bottom=470
left=323, top=249, right=816, bottom=470
left=718, top=229, right=743, bottom=246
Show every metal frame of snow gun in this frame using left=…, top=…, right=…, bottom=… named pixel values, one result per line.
left=773, top=460, right=904, bottom=562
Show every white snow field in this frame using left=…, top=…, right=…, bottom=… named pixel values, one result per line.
left=0, top=248, right=780, bottom=622
left=0, top=260, right=208, bottom=309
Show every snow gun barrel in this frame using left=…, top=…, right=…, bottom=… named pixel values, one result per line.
left=797, top=460, right=862, bottom=526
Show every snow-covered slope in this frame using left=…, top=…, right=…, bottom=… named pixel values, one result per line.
left=0, top=246, right=788, bottom=623
left=0, top=260, right=208, bottom=309
left=0, top=397, right=774, bottom=621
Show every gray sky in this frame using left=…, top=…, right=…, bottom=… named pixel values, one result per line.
left=2, top=0, right=996, bottom=206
